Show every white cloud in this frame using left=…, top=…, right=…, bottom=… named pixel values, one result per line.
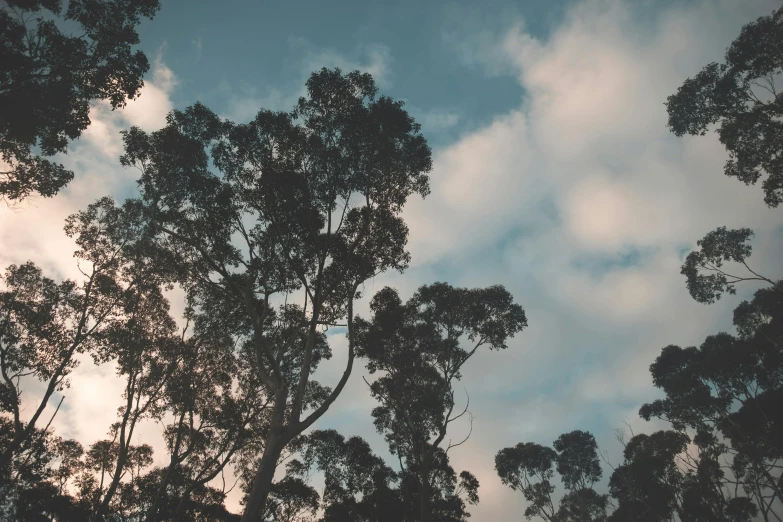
left=118, top=47, right=177, bottom=131
left=1, top=45, right=180, bottom=494
left=417, top=108, right=461, bottom=133
left=3, top=2, right=783, bottom=519
left=376, top=1, right=783, bottom=519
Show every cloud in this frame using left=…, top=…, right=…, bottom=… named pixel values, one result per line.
left=220, top=39, right=393, bottom=122
left=192, top=36, right=203, bottom=62
left=117, top=46, right=177, bottom=131
left=349, top=0, right=783, bottom=519
left=0, top=44, right=181, bottom=489
left=3, top=2, right=783, bottom=519
left=415, top=108, right=461, bottom=134
left=1, top=45, right=178, bottom=279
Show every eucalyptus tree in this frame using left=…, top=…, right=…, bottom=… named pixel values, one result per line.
left=131, top=465, right=240, bottom=522
left=495, top=430, right=608, bottom=522
left=78, top=438, right=154, bottom=517
left=0, top=0, right=161, bottom=202
left=145, top=303, right=330, bottom=522
left=119, top=67, right=432, bottom=520
left=91, top=278, right=181, bottom=520
left=666, top=5, right=783, bottom=207
left=263, top=476, right=319, bottom=522
left=608, top=430, right=691, bottom=522
left=141, top=315, right=256, bottom=522
left=638, top=281, right=782, bottom=521
left=680, top=226, right=780, bottom=304
left=0, top=196, right=161, bottom=473
left=286, top=429, right=402, bottom=521
left=355, top=282, right=527, bottom=522
left=0, top=417, right=88, bottom=521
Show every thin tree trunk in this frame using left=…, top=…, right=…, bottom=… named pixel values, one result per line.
left=144, top=410, right=187, bottom=522
left=95, top=375, right=138, bottom=521
left=419, top=450, right=431, bottom=522
left=239, top=425, right=287, bottom=522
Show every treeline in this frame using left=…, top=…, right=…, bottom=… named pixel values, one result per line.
left=0, top=1, right=781, bottom=521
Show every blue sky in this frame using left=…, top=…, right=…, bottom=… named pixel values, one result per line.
left=2, top=0, right=782, bottom=519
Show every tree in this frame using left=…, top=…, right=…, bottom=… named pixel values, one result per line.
left=0, top=196, right=162, bottom=473
left=495, top=430, right=609, bottom=522
left=680, top=226, right=779, bottom=304
left=0, top=0, right=161, bottom=202
left=78, top=437, right=154, bottom=516
left=286, top=429, right=401, bottom=521
left=638, top=283, right=782, bottom=521
left=155, top=302, right=331, bottom=522
left=91, top=281, right=180, bottom=520
left=119, top=67, right=432, bottom=520
left=264, top=476, right=319, bottom=522
left=608, top=430, right=690, bottom=522
left=142, top=304, right=272, bottom=522
left=665, top=5, right=783, bottom=207
left=355, top=282, right=527, bottom=521
left=606, top=427, right=759, bottom=522
left=0, top=417, right=89, bottom=521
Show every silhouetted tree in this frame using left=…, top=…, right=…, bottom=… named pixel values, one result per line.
left=666, top=5, right=783, bottom=207
left=0, top=0, right=160, bottom=202
left=495, top=430, right=608, bottom=522
left=664, top=10, right=783, bottom=516
left=119, top=67, right=432, bottom=521
left=638, top=282, right=782, bottom=520
left=0, top=196, right=162, bottom=474
left=287, top=429, right=401, bottom=521
left=91, top=282, right=180, bottom=520
left=681, top=226, right=780, bottom=304
left=264, top=476, right=319, bottom=522
left=608, top=430, right=690, bottom=522
left=607, top=426, right=760, bottom=522
left=77, top=437, right=154, bottom=516
left=356, top=282, right=527, bottom=521
left=0, top=418, right=89, bottom=520
left=142, top=303, right=271, bottom=522
left=129, top=465, right=240, bottom=521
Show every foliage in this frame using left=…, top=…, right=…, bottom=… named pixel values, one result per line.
left=356, top=282, right=526, bottom=521
left=495, top=430, right=608, bottom=522
left=637, top=280, right=783, bottom=521
left=117, top=67, right=431, bottom=520
left=0, top=0, right=160, bottom=201
left=666, top=5, right=783, bottom=206
left=286, top=429, right=401, bottom=521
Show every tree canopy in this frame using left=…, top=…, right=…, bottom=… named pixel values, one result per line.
left=356, top=282, right=527, bottom=522
left=496, top=431, right=608, bottom=522
left=120, top=67, right=432, bottom=521
left=0, top=0, right=160, bottom=202
left=1, top=3, right=782, bottom=521
left=666, top=5, right=783, bottom=207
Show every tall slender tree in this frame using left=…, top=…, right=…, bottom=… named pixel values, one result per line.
left=355, top=282, right=527, bottom=521
left=119, top=67, right=432, bottom=520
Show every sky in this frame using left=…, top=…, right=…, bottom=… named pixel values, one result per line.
left=2, top=0, right=782, bottom=519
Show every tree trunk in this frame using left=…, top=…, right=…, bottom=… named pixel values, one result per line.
left=240, top=382, right=290, bottom=522
left=239, top=430, right=286, bottom=522
left=144, top=447, right=183, bottom=522
left=95, top=393, right=136, bottom=521
left=419, top=450, right=431, bottom=522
